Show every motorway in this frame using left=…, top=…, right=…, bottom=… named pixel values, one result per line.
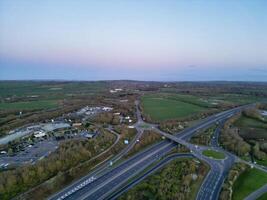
left=49, top=102, right=264, bottom=200
left=151, top=123, right=236, bottom=200
left=108, top=153, right=194, bottom=200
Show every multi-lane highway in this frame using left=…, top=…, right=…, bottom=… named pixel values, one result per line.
left=107, top=153, right=194, bottom=200
left=152, top=125, right=236, bottom=200
left=49, top=102, right=261, bottom=200
left=50, top=140, right=176, bottom=200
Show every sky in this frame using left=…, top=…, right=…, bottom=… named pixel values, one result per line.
left=0, top=0, right=267, bottom=81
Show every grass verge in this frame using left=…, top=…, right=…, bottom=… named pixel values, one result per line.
left=202, top=149, right=225, bottom=159
left=232, top=168, right=267, bottom=200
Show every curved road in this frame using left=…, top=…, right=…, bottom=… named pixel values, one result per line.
left=244, top=184, right=267, bottom=200
left=49, top=103, right=257, bottom=200
left=108, top=153, right=194, bottom=200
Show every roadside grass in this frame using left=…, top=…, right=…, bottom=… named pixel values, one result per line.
left=141, top=95, right=206, bottom=121
left=13, top=130, right=133, bottom=200
left=255, top=158, right=267, bottom=167
left=234, top=116, right=267, bottom=129
left=119, top=157, right=203, bottom=200
left=234, top=116, right=267, bottom=141
left=119, top=158, right=208, bottom=200
left=0, top=100, right=59, bottom=110
left=126, top=130, right=162, bottom=158
left=257, top=192, right=267, bottom=200
left=202, top=149, right=225, bottom=159
left=232, top=168, right=267, bottom=200
left=190, top=125, right=216, bottom=146
left=138, top=124, right=151, bottom=129
left=239, top=128, right=267, bottom=140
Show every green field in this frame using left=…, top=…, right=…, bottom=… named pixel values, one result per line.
left=141, top=94, right=206, bottom=121
left=208, top=94, right=265, bottom=105
left=235, top=116, right=267, bottom=129
left=0, top=100, right=59, bottom=110
left=202, top=149, right=225, bottom=159
left=0, top=81, right=107, bottom=97
left=164, top=94, right=213, bottom=108
left=257, top=192, right=267, bottom=200
left=255, top=159, right=267, bottom=167
left=232, top=168, right=267, bottom=200
left=234, top=116, right=267, bottom=140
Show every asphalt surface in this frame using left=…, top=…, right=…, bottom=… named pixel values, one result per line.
left=49, top=101, right=146, bottom=200
left=49, top=103, right=252, bottom=200
left=108, top=153, right=194, bottom=200
left=51, top=141, right=176, bottom=200
left=153, top=126, right=236, bottom=200
left=244, top=184, right=267, bottom=200
left=0, top=139, right=58, bottom=166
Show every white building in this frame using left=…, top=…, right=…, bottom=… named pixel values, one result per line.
left=34, top=131, right=46, bottom=138
left=102, top=107, right=113, bottom=111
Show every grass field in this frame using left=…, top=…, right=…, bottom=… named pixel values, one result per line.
left=235, top=116, right=267, bottom=129
left=141, top=94, right=206, bottom=121
left=0, top=81, right=107, bottom=97
left=0, top=100, right=59, bottom=110
left=202, top=149, right=225, bottom=159
left=209, top=94, right=265, bottom=105
left=232, top=168, right=267, bottom=200
left=234, top=116, right=267, bottom=140
left=257, top=192, right=267, bottom=200
left=255, top=158, right=267, bottom=167
left=164, top=94, right=213, bottom=108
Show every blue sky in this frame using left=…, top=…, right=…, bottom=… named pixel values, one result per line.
left=0, top=0, right=267, bottom=81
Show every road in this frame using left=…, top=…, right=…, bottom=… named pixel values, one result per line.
left=244, top=184, right=267, bottom=200
left=49, top=103, right=250, bottom=200
left=210, top=121, right=225, bottom=147
left=49, top=101, right=145, bottom=200
left=108, top=153, right=194, bottom=200
left=51, top=141, right=176, bottom=200
left=152, top=126, right=236, bottom=200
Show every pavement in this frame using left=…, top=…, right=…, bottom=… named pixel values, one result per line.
left=0, top=139, right=58, bottom=167
left=50, top=141, right=176, bottom=200
left=48, top=102, right=267, bottom=200
left=244, top=184, right=267, bottom=200
left=152, top=125, right=236, bottom=200
left=49, top=101, right=146, bottom=200
left=108, top=153, right=194, bottom=200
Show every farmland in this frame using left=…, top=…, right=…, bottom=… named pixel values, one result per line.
left=141, top=94, right=209, bottom=121
left=0, top=81, right=107, bottom=98
left=0, top=100, right=59, bottom=111
left=235, top=116, right=267, bottom=130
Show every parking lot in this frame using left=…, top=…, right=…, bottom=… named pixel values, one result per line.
left=0, top=139, right=58, bottom=168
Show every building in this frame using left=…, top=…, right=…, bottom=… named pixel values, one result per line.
left=72, top=123, right=82, bottom=127
left=34, top=130, right=46, bottom=138
left=102, top=107, right=113, bottom=111
left=80, top=131, right=97, bottom=139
